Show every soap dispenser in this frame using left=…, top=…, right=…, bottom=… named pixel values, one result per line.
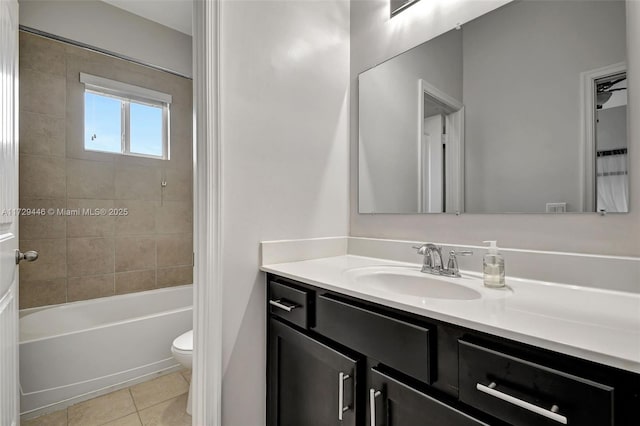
left=483, top=240, right=505, bottom=288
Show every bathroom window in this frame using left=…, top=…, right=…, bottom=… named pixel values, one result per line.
left=81, top=73, right=171, bottom=159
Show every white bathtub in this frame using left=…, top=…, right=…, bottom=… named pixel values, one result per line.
left=19, top=285, right=192, bottom=415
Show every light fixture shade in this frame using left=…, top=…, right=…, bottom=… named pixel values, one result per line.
left=596, top=91, right=613, bottom=108
left=390, top=0, right=421, bottom=17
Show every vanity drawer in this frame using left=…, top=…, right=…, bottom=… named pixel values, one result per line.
left=314, top=295, right=433, bottom=383
left=459, top=340, right=614, bottom=426
left=268, top=280, right=312, bottom=329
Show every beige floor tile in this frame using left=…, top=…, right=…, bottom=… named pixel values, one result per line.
left=181, top=369, right=191, bottom=384
left=130, top=372, right=189, bottom=410
left=21, top=409, right=67, bottom=426
left=138, top=394, right=191, bottom=426
left=67, top=389, right=136, bottom=426
left=102, top=413, right=142, bottom=426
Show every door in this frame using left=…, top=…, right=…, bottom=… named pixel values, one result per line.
left=595, top=73, right=628, bottom=213
left=368, top=368, right=488, bottom=426
left=0, top=0, right=20, bottom=424
left=268, top=318, right=360, bottom=426
left=444, top=108, right=464, bottom=213
left=421, top=115, right=444, bottom=213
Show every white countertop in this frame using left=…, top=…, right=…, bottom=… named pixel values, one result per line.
left=261, top=255, right=640, bottom=374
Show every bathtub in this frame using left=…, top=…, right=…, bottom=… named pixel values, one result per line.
left=19, top=285, right=192, bottom=416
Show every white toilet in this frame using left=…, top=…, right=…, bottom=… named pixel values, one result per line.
left=171, top=329, right=193, bottom=415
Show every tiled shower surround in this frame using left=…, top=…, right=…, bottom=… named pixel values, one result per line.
left=18, top=32, right=193, bottom=309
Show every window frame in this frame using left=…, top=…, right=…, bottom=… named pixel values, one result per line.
left=81, top=73, right=171, bottom=160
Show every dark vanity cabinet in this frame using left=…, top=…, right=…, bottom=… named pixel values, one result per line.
left=458, top=341, right=615, bottom=426
left=268, top=318, right=360, bottom=426
left=266, top=274, right=640, bottom=426
left=368, top=368, right=488, bottom=426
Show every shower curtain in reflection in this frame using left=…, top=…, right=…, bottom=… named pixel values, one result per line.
left=596, top=152, right=628, bottom=212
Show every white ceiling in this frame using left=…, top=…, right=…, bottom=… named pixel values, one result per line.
left=102, top=0, right=192, bottom=35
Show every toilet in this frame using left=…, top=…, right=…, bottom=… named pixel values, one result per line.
left=171, top=329, right=193, bottom=415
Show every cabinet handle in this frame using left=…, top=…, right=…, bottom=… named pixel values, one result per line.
left=268, top=299, right=298, bottom=312
left=369, top=388, right=382, bottom=426
left=338, top=372, right=351, bottom=420
left=476, top=382, right=567, bottom=424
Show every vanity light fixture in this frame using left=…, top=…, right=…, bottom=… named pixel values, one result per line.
left=390, top=0, right=421, bottom=17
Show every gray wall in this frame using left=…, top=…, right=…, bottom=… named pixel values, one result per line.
left=359, top=29, right=462, bottom=213
left=18, top=32, right=193, bottom=309
left=220, top=0, right=350, bottom=424
left=351, top=0, right=640, bottom=256
left=462, top=0, right=626, bottom=213
left=18, top=0, right=192, bottom=77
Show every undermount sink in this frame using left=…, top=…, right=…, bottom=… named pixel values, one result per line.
left=344, top=266, right=482, bottom=301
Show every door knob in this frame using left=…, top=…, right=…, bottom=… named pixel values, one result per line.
left=16, top=250, right=39, bottom=264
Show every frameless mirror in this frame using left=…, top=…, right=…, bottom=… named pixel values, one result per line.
left=358, top=0, right=629, bottom=214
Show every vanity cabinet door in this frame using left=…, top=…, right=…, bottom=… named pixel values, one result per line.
left=368, top=368, right=488, bottom=426
left=268, top=318, right=361, bottom=426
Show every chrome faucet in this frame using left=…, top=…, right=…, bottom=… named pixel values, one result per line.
left=413, top=243, right=429, bottom=271
left=413, top=244, right=472, bottom=277
left=443, top=249, right=474, bottom=277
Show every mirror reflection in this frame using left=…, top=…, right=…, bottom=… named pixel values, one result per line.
left=595, top=73, right=628, bottom=213
left=358, top=0, right=629, bottom=214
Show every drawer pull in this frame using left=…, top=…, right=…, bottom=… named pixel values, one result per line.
left=369, top=388, right=382, bottom=426
left=269, top=299, right=299, bottom=312
left=476, top=382, right=567, bottom=424
left=338, top=372, right=351, bottom=420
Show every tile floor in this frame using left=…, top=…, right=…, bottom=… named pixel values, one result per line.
left=22, top=370, right=192, bottom=426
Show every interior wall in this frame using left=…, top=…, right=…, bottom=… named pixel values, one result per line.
left=18, top=0, right=192, bottom=77
left=462, top=0, right=626, bottom=213
left=350, top=0, right=640, bottom=256
left=18, top=32, right=193, bottom=309
left=359, top=29, right=462, bottom=213
left=220, top=0, right=350, bottom=424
